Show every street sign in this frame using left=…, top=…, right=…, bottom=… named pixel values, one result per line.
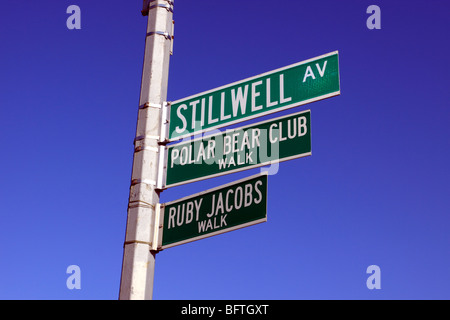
left=168, top=51, right=339, bottom=141
left=164, top=109, right=311, bottom=188
left=156, top=173, right=268, bottom=249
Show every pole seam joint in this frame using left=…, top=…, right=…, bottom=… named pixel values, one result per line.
left=146, top=31, right=172, bottom=40
left=123, top=240, right=152, bottom=248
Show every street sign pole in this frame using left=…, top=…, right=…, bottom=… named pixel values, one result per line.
left=119, top=0, right=173, bottom=300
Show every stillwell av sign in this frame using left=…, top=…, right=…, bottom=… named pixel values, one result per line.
left=168, top=51, right=339, bottom=141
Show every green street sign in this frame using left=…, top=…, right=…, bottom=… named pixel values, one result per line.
left=168, top=51, right=339, bottom=141
left=164, top=109, right=311, bottom=188
left=157, top=173, right=268, bottom=249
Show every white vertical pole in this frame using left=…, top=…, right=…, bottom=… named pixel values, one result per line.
left=119, top=0, right=173, bottom=300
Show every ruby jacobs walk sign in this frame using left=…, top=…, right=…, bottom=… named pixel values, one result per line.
left=154, top=173, right=268, bottom=250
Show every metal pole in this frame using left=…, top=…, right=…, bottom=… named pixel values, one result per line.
left=119, top=0, right=173, bottom=300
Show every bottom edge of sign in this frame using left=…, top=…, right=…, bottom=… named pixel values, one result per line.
left=161, top=217, right=267, bottom=250
left=164, top=151, right=312, bottom=189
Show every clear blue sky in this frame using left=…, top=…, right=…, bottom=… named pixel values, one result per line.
left=1, top=0, right=449, bottom=299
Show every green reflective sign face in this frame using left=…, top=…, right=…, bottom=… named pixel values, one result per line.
left=161, top=173, right=268, bottom=249
left=168, top=51, right=339, bottom=141
left=165, top=110, right=311, bottom=188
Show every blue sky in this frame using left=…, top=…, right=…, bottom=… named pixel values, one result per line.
left=1, top=0, right=449, bottom=299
